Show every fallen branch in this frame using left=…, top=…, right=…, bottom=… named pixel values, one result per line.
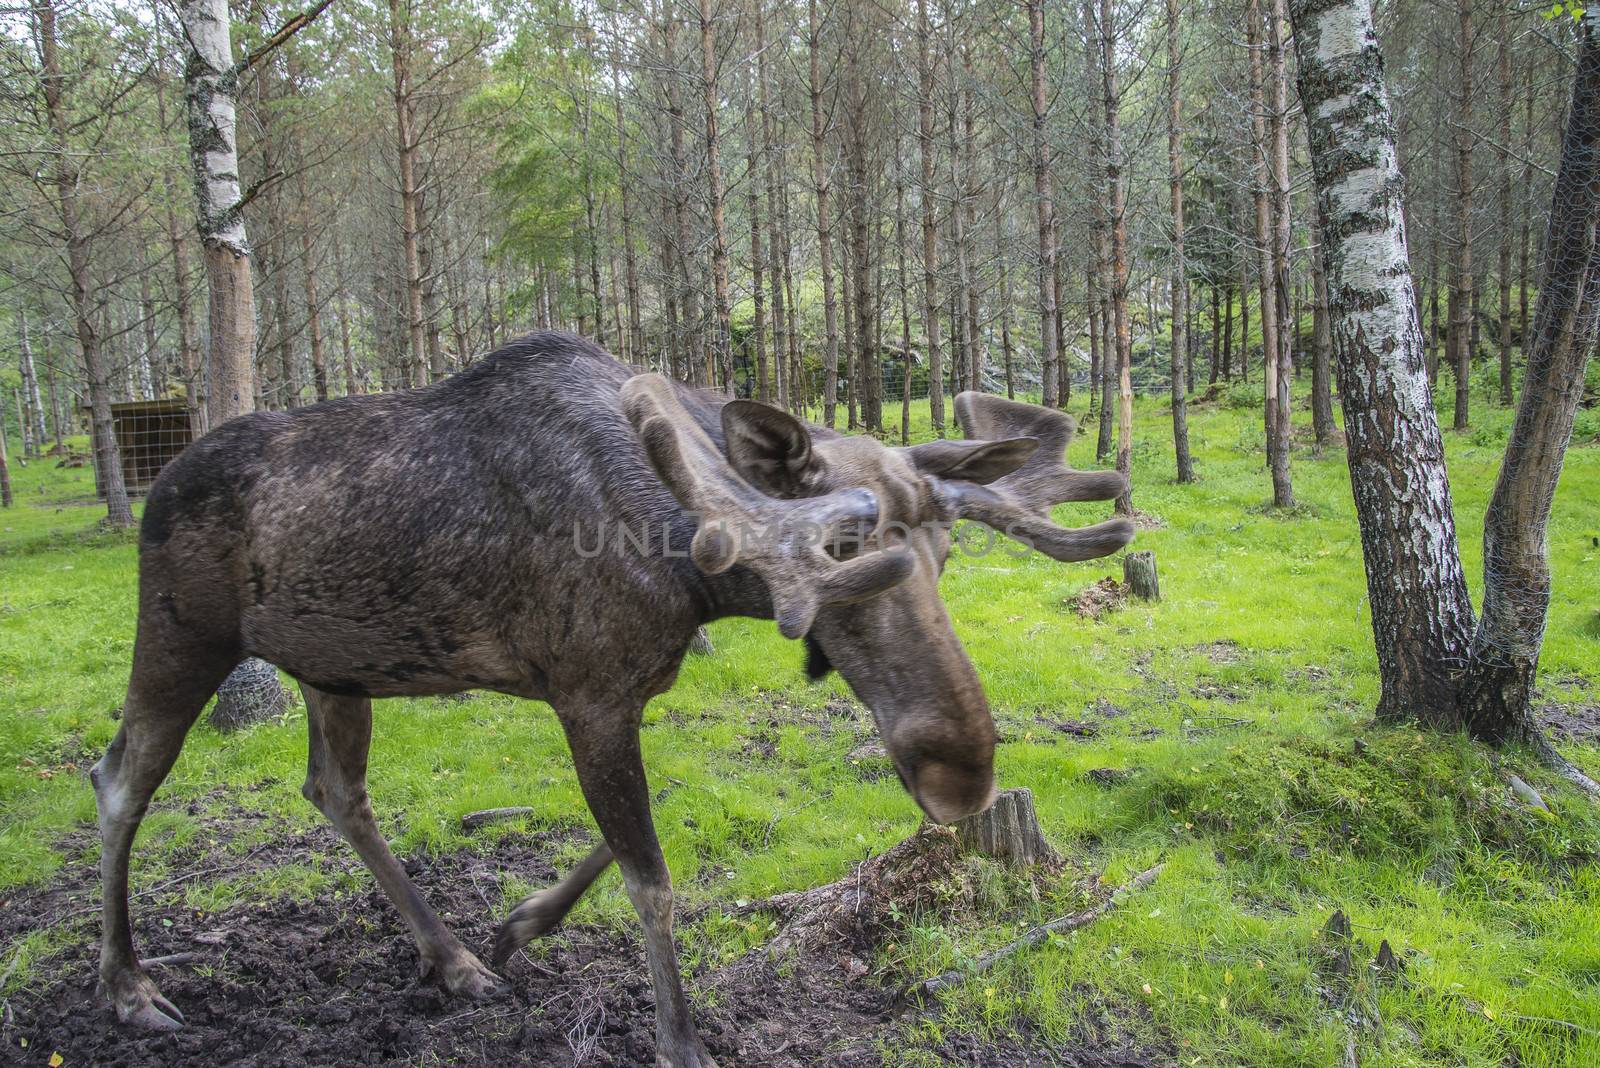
left=904, top=862, right=1165, bottom=1002
left=141, top=952, right=200, bottom=969
left=460, top=807, right=537, bottom=832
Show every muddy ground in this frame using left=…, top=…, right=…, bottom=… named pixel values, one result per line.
left=0, top=819, right=1166, bottom=1068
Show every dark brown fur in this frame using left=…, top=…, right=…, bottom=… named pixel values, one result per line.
left=92, top=332, right=1130, bottom=1068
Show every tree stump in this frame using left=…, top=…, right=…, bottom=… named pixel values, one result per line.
left=953, top=787, right=1061, bottom=869
left=1123, top=550, right=1160, bottom=601
left=209, top=657, right=290, bottom=730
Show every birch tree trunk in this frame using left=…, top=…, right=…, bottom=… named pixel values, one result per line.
left=1288, top=0, right=1475, bottom=724
left=1028, top=0, right=1060, bottom=409
left=1165, top=0, right=1194, bottom=483
left=178, top=0, right=319, bottom=727
left=1457, top=18, right=1600, bottom=792
left=18, top=308, right=47, bottom=458
left=37, top=0, right=133, bottom=527
left=809, top=0, right=841, bottom=425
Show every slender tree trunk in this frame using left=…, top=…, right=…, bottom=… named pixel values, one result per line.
left=1310, top=207, right=1336, bottom=450
left=18, top=308, right=47, bottom=458
left=1029, top=0, right=1060, bottom=408
left=1450, top=0, right=1475, bottom=430
left=895, top=131, right=914, bottom=443
left=744, top=75, right=769, bottom=403
left=915, top=0, right=943, bottom=434
left=844, top=11, right=879, bottom=430
left=698, top=0, right=731, bottom=394
left=611, top=52, right=644, bottom=366
left=1165, top=0, right=1194, bottom=483
left=37, top=0, right=132, bottom=527
left=1101, top=0, right=1133, bottom=515
left=756, top=2, right=789, bottom=411
left=1267, top=0, right=1295, bottom=506
left=1456, top=22, right=1600, bottom=787
left=1290, top=0, right=1475, bottom=723
left=808, top=0, right=841, bottom=424
left=660, top=5, right=699, bottom=384
left=388, top=0, right=427, bottom=388
left=1496, top=18, right=1515, bottom=407
left=1209, top=284, right=1221, bottom=385
left=1249, top=0, right=1286, bottom=504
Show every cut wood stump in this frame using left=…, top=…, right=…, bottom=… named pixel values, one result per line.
left=1123, top=550, right=1160, bottom=601
left=953, top=787, right=1061, bottom=869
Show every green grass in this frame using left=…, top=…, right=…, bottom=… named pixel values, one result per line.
left=2, top=385, right=1598, bottom=1065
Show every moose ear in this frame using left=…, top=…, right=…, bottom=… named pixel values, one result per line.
left=721, top=400, right=815, bottom=498
left=904, top=438, right=1040, bottom=485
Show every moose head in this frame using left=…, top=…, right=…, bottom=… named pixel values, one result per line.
left=623, top=376, right=1134, bottom=824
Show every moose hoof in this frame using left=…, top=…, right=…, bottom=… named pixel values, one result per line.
left=491, top=891, right=566, bottom=968
left=426, top=950, right=510, bottom=1001
left=107, top=969, right=185, bottom=1031
left=658, top=1043, right=720, bottom=1068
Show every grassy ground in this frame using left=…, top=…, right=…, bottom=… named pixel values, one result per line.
left=2, top=385, right=1598, bottom=1067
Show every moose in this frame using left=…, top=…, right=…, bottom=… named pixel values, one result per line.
left=92, top=331, right=1132, bottom=1068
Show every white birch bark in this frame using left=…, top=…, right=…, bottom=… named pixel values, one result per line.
left=1288, top=0, right=1475, bottom=722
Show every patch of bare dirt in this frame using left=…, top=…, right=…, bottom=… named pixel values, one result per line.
left=1065, top=579, right=1127, bottom=621
left=1539, top=702, right=1600, bottom=744
left=2, top=817, right=1169, bottom=1067
left=1192, top=640, right=1245, bottom=666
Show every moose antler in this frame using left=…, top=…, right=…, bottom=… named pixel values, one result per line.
left=622, top=374, right=914, bottom=638
left=945, top=391, right=1135, bottom=562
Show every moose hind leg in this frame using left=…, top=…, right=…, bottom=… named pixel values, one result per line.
left=492, top=842, right=614, bottom=967
left=299, top=685, right=507, bottom=1000
left=560, top=702, right=717, bottom=1068
left=95, top=646, right=235, bottom=1030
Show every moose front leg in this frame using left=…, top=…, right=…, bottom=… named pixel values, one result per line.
left=300, top=685, right=507, bottom=1000
left=559, top=700, right=717, bottom=1068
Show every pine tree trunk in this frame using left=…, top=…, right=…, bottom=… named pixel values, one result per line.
left=844, top=13, right=879, bottom=431
left=1496, top=18, right=1514, bottom=408
left=1165, top=0, right=1194, bottom=483
left=1101, top=0, right=1134, bottom=516
left=388, top=0, right=427, bottom=389
left=744, top=72, right=769, bottom=404
left=38, top=0, right=133, bottom=528
left=1029, top=0, right=1060, bottom=409
left=915, top=0, right=943, bottom=435
left=1248, top=0, right=1286, bottom=505
left=755, top=2, right=789, bottom=411
left=1289, top=0, right=1476, bottom=725
left=1310, top=208, right=1336, bottom=450
left=1267, top=0, right=1295, bottom=507
left=1450, top=0, right=1474, bottom=430
left=1457, top=21, right=1600, bottom=776
left=809, top=0, right=841, bottom=425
